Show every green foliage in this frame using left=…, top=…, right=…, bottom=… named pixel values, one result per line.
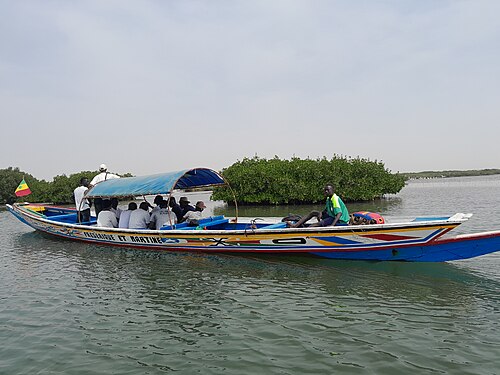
left=0, top=167, right=31, bottom=204
left=0, top=159, right=406, bottom=205
left=212, top=156, right=406, bottom=204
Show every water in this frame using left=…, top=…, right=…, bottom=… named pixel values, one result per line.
left=1, top=176, right=499, bottom=374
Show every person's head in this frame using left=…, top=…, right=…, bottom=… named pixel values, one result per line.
left=159, top=200, right=168, bottom=209
left=139, top=202, right=149, bottom=211
left=99, top=164, right=107, bottom=172
left=154, top=195, right=163, bottom=205
left=128, top=202, right=137, bottom=210
left=101, top=199, right=112, bottom=210
left=168, top=196, right=177, bottom=206
left=324, top=184, right=334, bottom=198
left=195, top=201, right=206, bottom=211
left=80, top=177, right=89, bottom=187
left=179, top=197, right=190, bottom=207
left=111, top=198, right=119, bottom=209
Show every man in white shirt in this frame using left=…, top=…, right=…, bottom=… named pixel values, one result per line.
left=182, top=201, right=206, bottom=226
left=150, top=200, right=177, bottom=229
left=97, top=199, right=118, bottom=228
left=128, top=202, right=151, bottom=229
left=74, top=177, right=91, bottom=223
left=150, top=195, right=164, bottom=214
left=89, top=164, right=120, bottom=186
left=89, top=164, right=120, bottom=217
left=118, top=202, right=137, bottom=229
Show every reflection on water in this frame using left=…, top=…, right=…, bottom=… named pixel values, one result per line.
left=1, top=175, right=500, bottom=374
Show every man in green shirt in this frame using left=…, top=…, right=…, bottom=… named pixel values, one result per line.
left=289, top=184, right=349, bottom=227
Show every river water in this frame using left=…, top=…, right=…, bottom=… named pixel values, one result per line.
left=1, top=176, right=499, bottom=374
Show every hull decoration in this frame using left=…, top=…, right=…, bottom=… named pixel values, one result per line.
left=8, top=203, right=500, bottom=262
left=7, top=168, right=500, bottom=262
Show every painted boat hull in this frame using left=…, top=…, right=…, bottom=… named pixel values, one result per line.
left=311, top=232, right=500, bottom=261
left=7, top=204, right=500, bottom=262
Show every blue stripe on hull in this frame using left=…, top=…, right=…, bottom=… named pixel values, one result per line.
left=311, top=235, right=500, bottom=262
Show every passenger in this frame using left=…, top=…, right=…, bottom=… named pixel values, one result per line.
left=289, top=184, right=349, bottom=228
left=128, top=202, right=151, bottom=229
left=119, top=202, right=137, bottom=229
left=179, top=196, right=195, bottom=221
left=150, top=200, right=178, bottom=230
left=182, top=201, right=206, bottom=227
left=110, top=198, right=122, bottom=222
left=97, top=199, right=118, bottom=228
left=89, top=164, right=120, bottom=217
left=150, top=195, right=164, bottom=214
left=73, top=177, right=91, bottom=223
left=168, top=197, right=183, bottom=223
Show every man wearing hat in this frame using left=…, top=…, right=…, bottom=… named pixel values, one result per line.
left=182, top=201, right=207, bottom=226
left=89, top=164, right=121, bottom=217
left=179, top=196, right=195, bottom=220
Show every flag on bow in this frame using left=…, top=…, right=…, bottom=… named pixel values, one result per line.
left=15, top=178, right=32, bottom=197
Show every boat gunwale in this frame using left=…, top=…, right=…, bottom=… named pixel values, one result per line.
left=8, top=203, right=467, bottom=237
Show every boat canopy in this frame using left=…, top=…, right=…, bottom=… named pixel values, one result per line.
left=85, top=168, right=225, bottom=198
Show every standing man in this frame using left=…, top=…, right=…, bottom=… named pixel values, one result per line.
left=290, top=184, right=349, bottom=228
left=74, top=177, right=91, bottom=223
left=89, top=164, right=120, bottom=217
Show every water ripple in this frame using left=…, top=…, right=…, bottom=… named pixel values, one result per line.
left=1, top=207, right=500, bottom=374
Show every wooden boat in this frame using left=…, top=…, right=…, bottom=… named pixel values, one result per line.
left=7, top=168, right=500, bottom=262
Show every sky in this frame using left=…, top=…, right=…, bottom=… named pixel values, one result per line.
left=1, top=0, right=499, bottom=180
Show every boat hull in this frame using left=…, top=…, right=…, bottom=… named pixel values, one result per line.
left=310, top=232, right=500, bottom=261
left=7, top=204, right=500, bottom=262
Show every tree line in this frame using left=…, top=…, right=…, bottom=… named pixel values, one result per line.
left=211, top=156, right=406, bottom=204
left=1, top=156, right=406, bottom=206
left=403, top=169, right=500, bottom=179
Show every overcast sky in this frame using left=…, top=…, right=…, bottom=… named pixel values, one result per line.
left=1, top=0, right=499, bottom=180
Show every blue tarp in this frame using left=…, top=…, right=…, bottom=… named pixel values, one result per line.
left=85, top=168, right=225, bottom=198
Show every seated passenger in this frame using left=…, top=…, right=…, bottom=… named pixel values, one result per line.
left=128, top=202, right=151, bottom=229
left=168, top=197, right=183, bottom=223
left=110, top=198, right=122, bottom=222
left=289, top=184, right=349, bottom=228
left=182, top=201, right=206, bottom=226
left=97, top=199, right=118, bottom=228
left=149, top=200, right=178, bottom=230
left=179, top=197, right=195, bottom=221
left=118, top=202, right=137, bottom=229
left=150, top=195, right=164, bottom=214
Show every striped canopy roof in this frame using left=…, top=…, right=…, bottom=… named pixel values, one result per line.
left=85, top=168, right=225, bottom=198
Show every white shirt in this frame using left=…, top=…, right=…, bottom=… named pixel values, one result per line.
left=150, top=208, right=177, bottom=230
left=90, top=171, right=120, bottom=186
left=128, top=209, right=151, bottom=229
left=74, top=186, right=90, bottom=211
left=97, top=210, right=118, bottom=228
left=111, top=207, right=122, bottom=219
left=183, top=210, right=203, bottom=224
left=118, top=210, right=133, bottom=229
